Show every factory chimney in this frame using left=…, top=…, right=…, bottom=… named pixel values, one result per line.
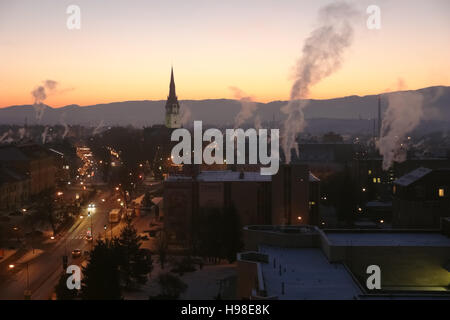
left=377, top=95, right=382, bottom=138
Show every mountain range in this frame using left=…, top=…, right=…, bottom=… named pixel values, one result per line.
left=1, top=86, right=449, bottom=134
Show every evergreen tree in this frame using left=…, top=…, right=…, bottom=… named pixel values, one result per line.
left=115, top=220, right=153, bottom=288
left=156, top=230, right=168, bottom=269
left=55, top=272, right=78, bottom=300
left=81, top=240, right=122, bottom=300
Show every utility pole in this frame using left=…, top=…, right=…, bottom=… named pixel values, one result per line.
left=88, top=211, right=93, bottom=250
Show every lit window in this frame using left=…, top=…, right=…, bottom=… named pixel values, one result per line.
left=373, top=178, right=377, bottom=183
left=368, top=170, right=372, bottom=175
left=439, top=188, right=445, bottom=198
left=377, top=178, right=381, bottom=183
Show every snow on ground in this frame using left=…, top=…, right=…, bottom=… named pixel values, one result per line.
left=0, top=249, right=17, bottom=261
left=325, top=232, right=450, bottom=246
left=16, top=249, right=44, bottom=264
left=124, top=263, right=237, bottom=300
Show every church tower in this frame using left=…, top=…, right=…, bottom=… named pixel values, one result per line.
left=165, top=67, right=181, bottom=128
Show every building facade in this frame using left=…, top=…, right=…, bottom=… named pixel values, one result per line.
left=393, top=167, right=450, bottom=228
left=0, top=144, right=56, bottom=197
left=163, top=165, right=320, bottom=245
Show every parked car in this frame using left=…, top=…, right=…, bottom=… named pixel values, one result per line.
left=139, top=233, right=149, bottom=241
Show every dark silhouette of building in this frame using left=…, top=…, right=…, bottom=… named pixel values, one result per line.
left=0, top=144, right=56, bottom=196
left=393, top=167, right=450, bottom=228
left=165, top=67, right=181, bottom=129
left=163, top=165, right=320, bottom=245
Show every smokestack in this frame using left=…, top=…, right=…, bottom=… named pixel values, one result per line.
left=378, top=95, right=381, bottom=138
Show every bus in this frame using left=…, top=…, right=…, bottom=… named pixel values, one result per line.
left=109, top=209, right=121, bottom=223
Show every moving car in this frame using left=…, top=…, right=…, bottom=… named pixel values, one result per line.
left=71, top=249, right=82, bottom=258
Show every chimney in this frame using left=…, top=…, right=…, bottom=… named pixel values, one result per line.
left=378, top=95, right=382, bottom=138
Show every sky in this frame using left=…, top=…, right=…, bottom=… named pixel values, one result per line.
left=0, top=0, right=449, bottom=107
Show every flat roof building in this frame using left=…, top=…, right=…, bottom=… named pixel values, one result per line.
left=237, top=225, right=450, bottom=299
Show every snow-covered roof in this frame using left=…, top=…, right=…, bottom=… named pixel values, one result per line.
left=259, top=246, right=362, bottom=300
left=365, top=201, right=392, bottom=208
left=325, top=232, right=450, bottom=247
left=394, top=167, right=432, bottom=187
left=196, top=170, right=271, bottom=182
left=309, top=172, right=320, bottom=182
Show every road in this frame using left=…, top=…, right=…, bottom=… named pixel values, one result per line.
left=0, top=188, right=126, bottom=300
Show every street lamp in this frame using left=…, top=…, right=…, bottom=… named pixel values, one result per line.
left=8, top=262, right=31, bottom=299
left=104, top=224, right=113, bottom=241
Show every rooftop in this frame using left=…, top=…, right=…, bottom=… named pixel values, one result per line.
left=197, top=170, right=271, bottom=182
left=166, top=170, right=319, bottom=183
left=394, top=167, right=432, bottom=187
left=325, top=231, right=450, bottom=247
left=259, top=245, right=361, bottom=300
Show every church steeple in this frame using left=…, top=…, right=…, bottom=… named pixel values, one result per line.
left=168, top=66, right=177, bottom=100
left=165, top=67, right=181, bottom=129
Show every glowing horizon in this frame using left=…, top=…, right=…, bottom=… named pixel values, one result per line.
left=1, top=0, right=449, bottom=108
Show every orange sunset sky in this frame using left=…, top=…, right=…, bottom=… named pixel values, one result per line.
left=0, top=0, right=449, bottom=108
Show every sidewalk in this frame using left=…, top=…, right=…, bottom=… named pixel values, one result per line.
left=0, top=249, right=17, bottom=262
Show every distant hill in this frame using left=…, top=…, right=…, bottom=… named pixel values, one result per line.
left=1, top=86, right=449, bottom=133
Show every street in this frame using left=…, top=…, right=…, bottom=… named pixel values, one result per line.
left=0, top=188, right=126, bottom=300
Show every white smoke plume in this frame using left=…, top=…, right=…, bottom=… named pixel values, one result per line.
left=281, top=1, right=358, bottom=163
left=377, top=92, right=424, bottom=170
left=31, top=80, right=58, bottom=121
left=93, top=120, right=105, bottom=135
left=230, top=87, right=259, bottom=128
left=0, top=131, right=10, bottom=143
left=41, top=127, right=49, bottom=144
left=179, top=103, right=192, bottom=127
left=18, top=127, right=26, bottom=140
left=60, top=113, right=70, bottom=139
left=254, top=114, right=262, bottom=131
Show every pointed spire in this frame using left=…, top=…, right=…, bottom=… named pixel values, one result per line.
left=169, top=66, right=176, bottom=99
